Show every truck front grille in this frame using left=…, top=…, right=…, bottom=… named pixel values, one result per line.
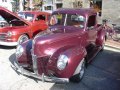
left=32, top=54, right=38, bottom=75
left=37, top=56, right=50, bottom=75
left=0, top=33, right=7, bottom=40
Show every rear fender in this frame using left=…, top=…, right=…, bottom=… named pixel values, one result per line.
left=96, top=29, right=106, bottom=46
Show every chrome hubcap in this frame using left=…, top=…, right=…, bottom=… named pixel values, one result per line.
left=19, top=36, right=28, bottom=44
left=79, top=61, right=85, bottom=79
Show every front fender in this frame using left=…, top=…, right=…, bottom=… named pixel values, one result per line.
left=47, top=45, right=87, bottom=78
left=16, top=40, right=32, bottom=65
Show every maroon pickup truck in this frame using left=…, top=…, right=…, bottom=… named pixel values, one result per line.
left=13, top=8, right=107, bottom=83
left=0, top=7, right=50, bottom=46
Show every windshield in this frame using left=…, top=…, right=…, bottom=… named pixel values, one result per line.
left=18, top=12, right=34, bottom=21
left=50, top=13, right=85, bottom=28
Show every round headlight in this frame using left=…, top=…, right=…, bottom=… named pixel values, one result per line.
left=16, top=45, right=24, bottom=58
left=57, top=55, right=69, bottom=70
left=7, top=31, right=12, bottom=37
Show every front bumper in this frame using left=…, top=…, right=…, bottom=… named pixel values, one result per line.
left=11, top=60, right=69, bottom=83
left=0, top=41, right=17, bottom=46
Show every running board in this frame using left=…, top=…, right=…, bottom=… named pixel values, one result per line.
left=86, top=46, right=102, bottom=63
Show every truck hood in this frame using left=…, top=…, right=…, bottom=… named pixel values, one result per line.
left=0, top=7, right=30, bottom=26
left=34, top=26, right=82, bottom=43
left=33, top=26, right=84, bottom=56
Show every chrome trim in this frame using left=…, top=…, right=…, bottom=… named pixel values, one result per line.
left=11, top=60, right=69, bottom=83
left=64, top=14, right=67, bottom=33
left=64, top=14, right=67, bottom=26
left=32, top=54, right=39, bottom=75
left=0, top=41, right=17, bottom=46
left=31, top=39, right=39, bottom=75
left=31, top=39, right=37, bottom=74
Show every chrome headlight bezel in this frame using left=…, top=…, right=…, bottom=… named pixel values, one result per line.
left=57, top=55, right=69, bottom=70
left=16, top=45, right=24, bottom=58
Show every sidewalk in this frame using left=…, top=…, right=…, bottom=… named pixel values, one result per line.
left=105, top=39, right=120, bottom=50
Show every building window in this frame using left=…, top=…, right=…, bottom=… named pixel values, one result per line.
left=56, top=3, right=62, bottom=9
left=44, top=6, right=53, bottom=10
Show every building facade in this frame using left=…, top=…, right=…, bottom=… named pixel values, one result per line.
left=42, top=0, right=63, bottom=13
left=63, top=0, right=120, bottom=24
left=0, top=0, right=13, bottom=11
left=102, top=0, right=120, bottom=24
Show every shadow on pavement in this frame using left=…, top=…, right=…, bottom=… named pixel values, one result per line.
left=50, top=49, right=120, bottom=90
left=0, top=45, right=16, bottom=49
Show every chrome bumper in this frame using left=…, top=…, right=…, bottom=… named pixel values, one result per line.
left=0, top=41, right=17, bottom=46
left=11, top=61, right=69, bottom=83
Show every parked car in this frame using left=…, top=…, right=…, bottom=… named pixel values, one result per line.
left=0, top=6, right=50, bottom=46
left=13, top=8, right=107, bottom=83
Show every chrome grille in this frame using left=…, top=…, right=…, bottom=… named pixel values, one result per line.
left=0, top=34, right=7, bottom=40
left=37, top=56, right=50, bottom=75
left=32, top=54, right=39, bottom=75
left=31, top=39, right=38, bottom=74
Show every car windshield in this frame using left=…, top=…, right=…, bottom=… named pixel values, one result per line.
left=50, top=13, right=85, bottom=28
left=18, top=12, right=34, bottom=21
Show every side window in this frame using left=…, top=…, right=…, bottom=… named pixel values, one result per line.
left=36, top=15, right=46, bottom=21
left=87, top=15, right=96, bottom=28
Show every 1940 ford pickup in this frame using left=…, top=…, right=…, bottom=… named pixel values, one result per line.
left=13, top=8, right=107, bottom=83
left=0, top=7, right=50, bottom=46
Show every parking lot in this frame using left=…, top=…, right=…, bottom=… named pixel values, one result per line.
left=0, top=42, right=120, bottom=90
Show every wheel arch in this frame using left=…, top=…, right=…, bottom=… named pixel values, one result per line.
left=49, top=45, right=87, bottom=78
left=32, top=30, right=43, bottom=37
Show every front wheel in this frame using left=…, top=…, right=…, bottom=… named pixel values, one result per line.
left=17, top=34, right=29, bottom=45
left=70, top=58, right=85, bottom=83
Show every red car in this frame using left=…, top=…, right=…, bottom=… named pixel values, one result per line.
left=13, top=8, right=107, bottom=83
left=0, top=7, right=50, bottom=46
